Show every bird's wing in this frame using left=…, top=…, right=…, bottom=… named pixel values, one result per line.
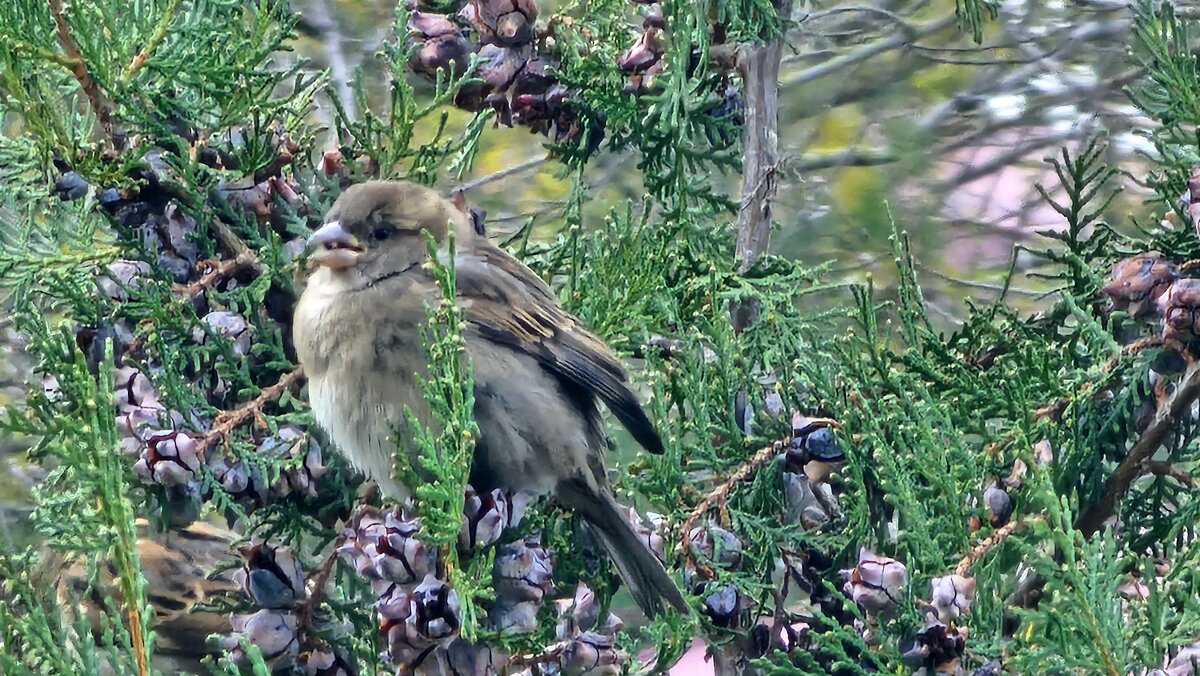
left=457, top=237, right=559, bottom=305
left=455, top=244, right=665, bottom=454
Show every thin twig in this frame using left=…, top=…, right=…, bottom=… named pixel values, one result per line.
left=198, top=367, right=306, bottom=458
left=1147, top=461, right=1195, bottom=487
left=914, top=262, right=1045, bottom=298
left=1075, top=359, right=1200, bottom=536
left=782, top=15, right=955, bottom=87
left=912, top=19, right=1130, bottom=139
left=797, top=5, right=922, bottom=38
left=207, top=212, right=266, bottom=276
left=47, top=0, right=123, bottom=147
left=122, top=0, right=182, bottom=81
left=954, top=517, right=1029, bottom=577
left=457, top=156, right=549, bottom=193
left=678, top=437, right=791, bottom=554
left=783, top=147, right=898, bottom=172
left=172, top=253, right=258, bottom=297
left=298, top=533, right=345, bottom=631
left=1032, top=399, right=1068, bottom=421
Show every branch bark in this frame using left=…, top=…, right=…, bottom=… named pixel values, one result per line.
left=197, top=367, right=306, bottom=459
left=786, top=147, right=898, bottom=172
left=717, top=6, right=794, bottom=675
left=1075, top=358, right=1200, bottom=536
left=47, top=0, right=125, bottom=148
left=782, top=14, right=956, bottom=88
left=678, top=437, right=791, bottom=554
left=732, top=0, right=793, bottom=333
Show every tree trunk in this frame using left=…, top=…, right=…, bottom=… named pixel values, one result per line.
left=731, top=1, right=793, bottom=333
left=718, top=3, right=793, bottom=675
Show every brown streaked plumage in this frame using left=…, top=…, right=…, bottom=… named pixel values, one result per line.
left=53, top=519, right=239, bottom=669
left=293, top=180, right=687, bottom=617
left=451, top=212, right=666, bottom=457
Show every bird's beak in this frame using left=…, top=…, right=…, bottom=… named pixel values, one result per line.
left=306, top=221, right=363, bottom=271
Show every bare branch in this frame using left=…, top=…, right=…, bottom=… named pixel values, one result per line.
left=46, top=0, right=124, bottom=147
left=122, top=0, right=182, bottom=81
left=913, top=262, right=1045, bottom=297
left=784, top=147, right=898, bottom=172
left=456, top=156, right=549, bottom=193
left=172, top=253, right=259, bottom=298
left=302, top=0, right=357, bottom=121
left=783, top=15, right=956, bottom=88
left=1075, top=357, right=1200, bottom=536
left=207, top=213, right=266, bottom=277
left=915, top=20, right=1132, bottom=137
left=955, top=517, right=1031, bottom=577
left=198, top=367, right=306, bottom=459
left=797, top=5, right=922, bottom=38
left=734, top=0, right=794, bottom=333
left=678, top=439, right=787, bottom=554
left=938, top=128, right=1095, bottom=190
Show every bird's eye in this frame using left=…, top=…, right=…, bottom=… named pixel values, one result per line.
left=370, top=225, right=394, bottom=242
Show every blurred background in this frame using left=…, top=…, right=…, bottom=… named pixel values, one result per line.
left=286, top=0, right=1151, bottom=317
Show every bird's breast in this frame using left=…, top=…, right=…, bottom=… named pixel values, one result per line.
left=293, top=276, right=435, bottom=500
left=307, top=372, right=414, bottom=501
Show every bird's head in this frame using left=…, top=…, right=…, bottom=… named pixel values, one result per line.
left=306, top=180, right=472, bottom=282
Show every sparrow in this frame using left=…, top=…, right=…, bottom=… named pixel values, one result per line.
left=53, top=519, right=239, bottom=670
left=293, top=180, right=688, bottom=617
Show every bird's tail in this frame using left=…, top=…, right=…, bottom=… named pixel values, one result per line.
left=558, top=481, right=689, bottom=618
